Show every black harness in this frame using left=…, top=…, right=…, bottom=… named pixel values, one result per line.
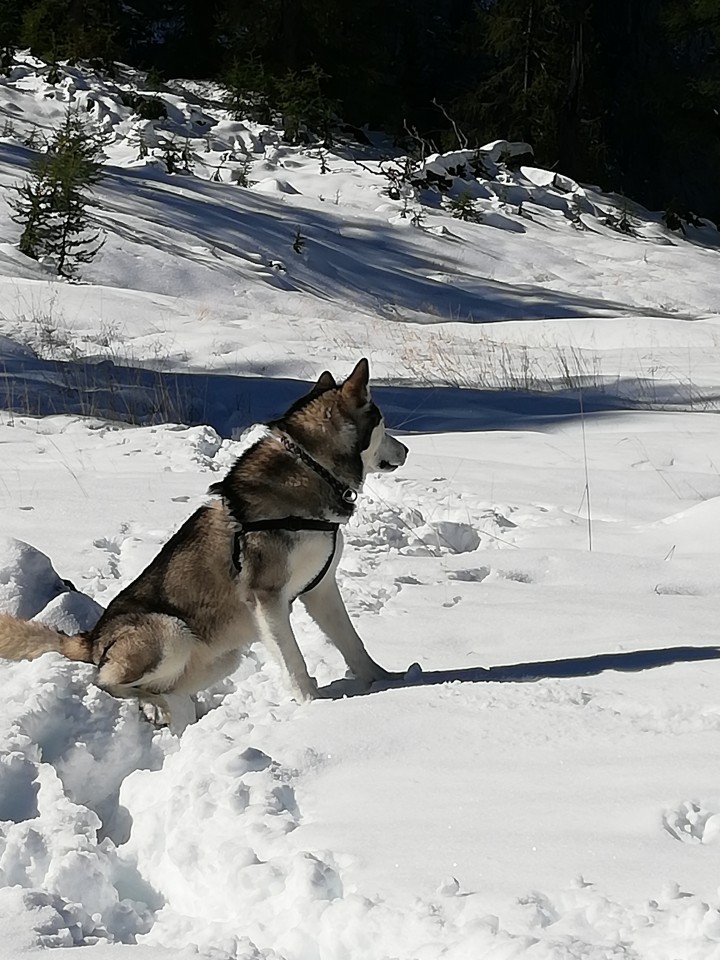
left=230, top=433, right=358, bottom=596
left=231, top=516, right=339, bottom=596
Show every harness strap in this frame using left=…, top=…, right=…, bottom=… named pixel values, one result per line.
left=232, top=516, right=339, bottom=595
left=241, top=517, right=339, bottom=532
left=97, top=516, right=338, bottom=670
left=299, top=524, right=339, bottom=595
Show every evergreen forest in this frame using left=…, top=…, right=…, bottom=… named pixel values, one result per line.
left=3, top=0, right=720, bottom=222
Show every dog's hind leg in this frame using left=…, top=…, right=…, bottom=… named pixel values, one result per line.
left=95, top=614, right=196, bottom=726
left=140, top=692, right=197, bottom=733
left=251, top=593, right=318, bottom=701
left=300, top=575, right=389, bottom=683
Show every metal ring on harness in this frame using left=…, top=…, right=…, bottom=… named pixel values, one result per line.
left=277, top=434, right=359, bottom=511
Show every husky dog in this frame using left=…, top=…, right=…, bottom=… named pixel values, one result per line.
left=0, top=359, right=407, bottom=719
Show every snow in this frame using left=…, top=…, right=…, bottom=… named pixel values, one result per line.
left=0, top=53, right=720, bottom=959
left=0, top=537, right=71, bottom=617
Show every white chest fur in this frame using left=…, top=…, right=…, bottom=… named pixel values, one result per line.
left=283, top=529, right=338, bottom=600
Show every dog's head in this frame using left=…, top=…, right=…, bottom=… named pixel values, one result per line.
left=338, top=359, right=408, bottom=475
left=283, top=359, right=408, bottom=478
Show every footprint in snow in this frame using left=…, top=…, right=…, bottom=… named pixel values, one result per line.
left=442, top=595, right=462, bottom=608
left=654, top=582, right=702, bottom=596
left=498, top=569, right=535, bottom=584
left=448, top=567, right=490, bottom=583
left=663, top=801, right=720, bottom=844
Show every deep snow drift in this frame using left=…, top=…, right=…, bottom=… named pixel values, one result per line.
left=1, top=54, right=720, bottom=960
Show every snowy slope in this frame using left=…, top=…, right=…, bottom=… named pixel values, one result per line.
left=1, top=55, right=720, bottom=959
left=2, top=56, right=720, bottom=400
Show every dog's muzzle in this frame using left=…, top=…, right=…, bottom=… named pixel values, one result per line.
left=379, top=438, right=409, bottom=472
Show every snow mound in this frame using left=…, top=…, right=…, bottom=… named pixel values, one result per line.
left=120, top=703, right=345, bottom=956
left=32, top=590, right=104, bottom=634
left=0, top=654, right=163, bottom=946
left=251, top=177, right=301, bottom=195
left=0, top=537, right=73, bottom=618
left=651, top=497, right=720, bottom=556
left=0, top=885, right=117, bottom=949
left=0, top=536, right=103, bottom=630
left=411, top=143, right=594, bottom=224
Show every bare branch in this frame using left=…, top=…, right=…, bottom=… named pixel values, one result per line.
left=431, top=98, right=469, bottom=150
left=402, top=119, right=435, bottom=162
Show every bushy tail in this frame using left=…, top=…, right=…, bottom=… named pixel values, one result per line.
left=0, top=613, right=93, bottom=663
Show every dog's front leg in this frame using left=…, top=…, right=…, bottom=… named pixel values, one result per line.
left=251, top=592, right=318, bottom=701
left=300, top=575, right=388, bottom=683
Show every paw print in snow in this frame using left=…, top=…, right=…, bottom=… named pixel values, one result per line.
left=663, top=800, right=720, bottom=844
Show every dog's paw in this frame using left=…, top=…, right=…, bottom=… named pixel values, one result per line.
left=140, top=698, right=171, bottom=727
left=353, top=661, right=395, bottom=684
left=369, top=664, right=420, bottom=685
left=291, top=676, right=319, bottom=703
left=139, top=693, right=197, bottom=733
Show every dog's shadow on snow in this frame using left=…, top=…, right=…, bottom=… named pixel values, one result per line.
left=320, top=645, right=720, bottom=699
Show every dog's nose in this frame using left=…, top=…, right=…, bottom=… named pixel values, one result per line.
left=399, top=441, right=409, bottom=463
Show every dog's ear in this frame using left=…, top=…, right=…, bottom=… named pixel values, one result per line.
left=314, top=370, right=337, bottom=392
left=280, top=370, right=337, bottom=419
left=341, top=358, right=370, bottom=404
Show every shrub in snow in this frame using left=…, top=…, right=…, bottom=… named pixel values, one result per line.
left=143, top=66, right=164, bottom=92
left=155, top=136, right=194, bottom=175
left=663, top=198, right=704, bottom=235
left=601, top=207, right=636, bottom=236
left=274, top=64, right=338, bottom=146
left=230, top=154, right=253, bottom=186
left=447, top=191, right=483, bottom=223
left=354, top=154, right=420, bottom=202
left=131, top=95, right=167, bottom=122
left=0, top=46, right=13, bottom=77
left=10, top=110, right=105, bottom=278
left=119, top=84, right=171, bottom=120
left=224, top=55, right=272, bottom=124
left=292, top=228, right=306, bottom=254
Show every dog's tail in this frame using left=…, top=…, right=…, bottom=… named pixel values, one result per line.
left=0, top=613, right=93, bottom=663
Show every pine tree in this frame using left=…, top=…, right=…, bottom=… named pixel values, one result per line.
left=224, top=55, right=271, bottom=122
left=0, top=0, right=24, bottom=69
left=452, top=0, right=574, bottom=163
left=20, top=0, right=122, bottom=65
left=10, top=156, right=57, bottom=260
left=447, top=192, right=483, bottom=223
left=10, top=112, right=105, bottom=278
left=274, top=64, right=337, bottom=144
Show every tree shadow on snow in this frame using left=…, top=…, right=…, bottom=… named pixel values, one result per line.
left=0, top=339, right=702, bottom=437
left=96, top=159, right=696, bottom=327
left=321, top=645, right=720, bottom=698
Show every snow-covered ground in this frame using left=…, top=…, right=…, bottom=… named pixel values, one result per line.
left=1, top=55, right=720, bottom=959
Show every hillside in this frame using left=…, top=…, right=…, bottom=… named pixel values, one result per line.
left=1, top=56, right=720, bottom=960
